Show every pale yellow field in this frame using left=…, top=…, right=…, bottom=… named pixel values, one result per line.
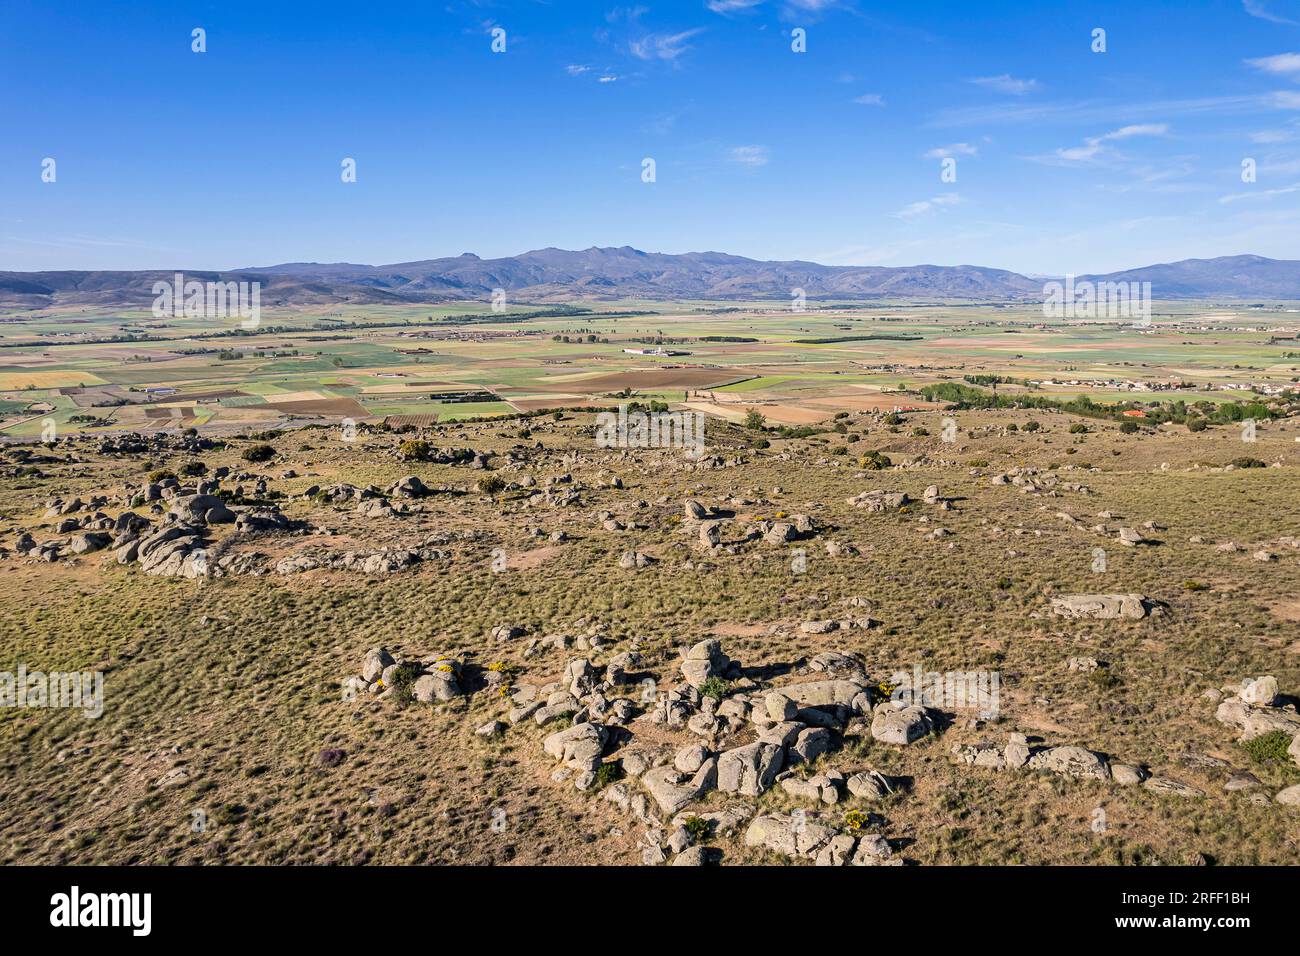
left=0, top=370, right=108, bottom=389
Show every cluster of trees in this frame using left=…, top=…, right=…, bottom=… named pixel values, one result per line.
left=791, top=333, right=923, bottom=344
left=962, top=374, right=1030, bottom=387
left=920, top=381, right=1282, bottom=429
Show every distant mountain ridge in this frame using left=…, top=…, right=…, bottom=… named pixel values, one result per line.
left=2, top=248, right=1298, bottom=309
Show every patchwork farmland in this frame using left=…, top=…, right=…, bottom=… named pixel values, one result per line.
left=3, top=300, right=1298, bottom=439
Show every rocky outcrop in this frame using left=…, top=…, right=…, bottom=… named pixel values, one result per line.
left=1049, top=593, right=1161, bottom=620
left=870, top=703, right=934, bottom=745
left=679, top=639, right=733, bottom=688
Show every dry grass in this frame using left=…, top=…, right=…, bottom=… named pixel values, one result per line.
left=2, top=408, right=1299, bottom=865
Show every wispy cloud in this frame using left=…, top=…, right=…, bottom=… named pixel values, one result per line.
left=924, top=143, right=978, bottom=159
left=931, top=94, right=1270, bottom=128
left=1037, top=124, right=1169, bottom=166
left=894, top=192, right=961, bottom=220
left=607, top=6, right=649, bottom=23
left=1262, top=156, right=1300, bottom=174
left=1246, top=52, right=1300, bottom=77
left=1220, top=181, right=1300, bottom=203
left=567, top=63, right=620, bottom=83
left=969, top=74, right=1039, bottom=96
left=729, top=145, right=770, bottom=166
left=706, top=0, right=763, bottom=13
left=1250, top=127, right=1297, bottom=143
left=1243, top=0, right=1299, bottom=26
left=853, top=93, right=886, bottom=106
left=783, top=0, right=844, bottom=15
left=630, top=29, right=705, bottom=62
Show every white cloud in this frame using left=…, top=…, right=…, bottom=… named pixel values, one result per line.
left=1102, top=123, right=1170, bottom=140
left=1273, top=90, right=1300, bottom=108
left=930, top=94, right=1261, bottom=129
left=630, top=29, right=705, bottom=61
left=924, top=143, right=978, bottom=159
left=607, top=6, right=649, bottom=23
left=894, top=192, right=961, bottom=220
left=1219, top=182, right=1300, bottom=203
left=1246, top=52, right=1300, bottom=77
left=969, top=74, right=1040, bottom=96
left=1243, top=1, right=1299, bottom=26
left=706, top=0, right=764, bottom=12
left=853, top=93, right=885, bottom=106
left=786, top=0, right=842, bottom=9
left=729, top=145, right=770, bottom=166
left=1250, top=128, right=1295, bottom=143
left=1047, top=124, right=1169, bottom=165
left=565, top=64, right=591, bottom=76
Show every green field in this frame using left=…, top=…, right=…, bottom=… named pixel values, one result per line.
left=2, top=301, right=1297, bottom=436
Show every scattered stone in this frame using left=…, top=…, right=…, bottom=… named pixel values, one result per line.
left=1143, top=776, right=1204, bottom=798
left=1110, top=764, right=1147, bottom=786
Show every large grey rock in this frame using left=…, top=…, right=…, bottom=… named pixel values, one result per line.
left=717, top=741, right=783, bottom=796
left=778, top=770, right=842, bottom=804
left=850, top=833, right=895, bottom=866
left=543, top=722, right=608, bottom=771
left=1275, top=784, right=1300, bottom=806
left=1028, top=745, right=1110, bottom=780
left=641, top=758, right=717, bottom=815
left=139, top=535, right=206, bottom=577
left=870, top=703, right=934, bottom=746
left=361, top=647, right=395, bottom=682
left=757, top=721, right=803, bottom=749
left=765, top=691, right=797, bottom=722
left=1003, top=734, right=1031, bottom=769
left=846, top=769, right=894, bottom=800
left=743, top=814, right=835, bottom=859
left=671, top=845, right=709, bottom=866
left=674, top=743, right=709, bottom=775
left=68, top=532, right=112, bottom=555
left=1240, top=676, right=1279, bottom=707
left=814, top=834, right=857, bottom=867
left=1049, top=593, right=1157, bottom=620
left=564, top=658, right=595, bottom=698
left=1111, top=764, right=1147, bottom=785
left=790, top=727, right=831, bottom=764
left=680, top=639, right=731, bottom=688
left=168, top=494, right=227, bottom=524
left=1215, top=698, right=1300, bottom=741
left=779, top=679, right=869, bottom=711
left=412, top=670, right=461, bottom=702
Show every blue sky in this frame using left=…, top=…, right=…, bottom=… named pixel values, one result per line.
left=2, top=0, right=1299, bottom=274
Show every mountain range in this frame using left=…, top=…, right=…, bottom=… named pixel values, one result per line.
left=2, top=248, right=1298, bottom=309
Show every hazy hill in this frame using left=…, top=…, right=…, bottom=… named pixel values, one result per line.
left=2, top=248, right=1298, bottom=309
